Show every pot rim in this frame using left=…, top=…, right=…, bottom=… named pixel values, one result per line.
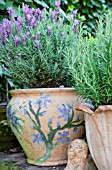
left=10, top=87, right=79, bottom=96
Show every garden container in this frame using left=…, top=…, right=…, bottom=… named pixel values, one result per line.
left=7, top=88, right=84, bottom=166
left=0, top=103, right=19, bottom=151
left=76, top=105, right=112, bottom=170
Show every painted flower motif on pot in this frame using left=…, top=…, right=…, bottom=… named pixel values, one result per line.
left=31, top=133, right=45, bottom=146
left=7, top=92, right=84, bottom=163
left=7, top=105, right=24, bottom=134
left=57, top=131, right=70, bottom=145
left=57, top=104, right=72, bottom=121
left=35, top=92, right=52, bottom=108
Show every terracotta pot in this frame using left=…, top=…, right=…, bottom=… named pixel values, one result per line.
left=0, top=103, right=20, bottom=151
left=7, top=88, right=84, bottom=166
left=76, top=105, right=112, bottom=170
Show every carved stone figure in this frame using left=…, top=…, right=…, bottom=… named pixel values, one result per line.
left=64, top=139, right=88, bottom=170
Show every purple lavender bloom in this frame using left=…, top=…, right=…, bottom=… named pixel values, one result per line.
left=22, top=4, right=33, bottom=15
left=37, top=31, right=41, bottom=40
left=26, top=26, right=29, bottom=31
left=7, top=7, right=14, bottom=19
left=26, top=32, right=30, bottom=37
left=35, top=8, right=44, bottom=21
left=30, top=16, right=37, bottom=29
left=74, top=19, right=80, bottom=27
left=55, top=1, right=61, bottom=8
left=0, top=24, right=2, bottom=33
left=51, top=10, right=57, bottom=20
left=32, top=34, right=36, bottom=41
left=58, top=17, right=63, bottom=23
left=21, top=34, right=26, bottom=44
left=18, top=53, right=21, bottom=60
left=26, top=14, right=31, bottom=23
left=16, top=22, right=21, bottom=35
left=3, top=19, right=12, bottom=36
left=14, top=35, right=20, bottom=47
left=72, top=26, right=77, bottom=34
left=17, top=17, right=23, bottom=25
left=35, top=40, right=40, bottom=50
left=57, top=131, right=70, bottom=145
left=47, top=26, right=51, bottom=36
left=61, top=32, right=64, bottom=39
left=2, top=64, right=7, bottom=71
left=72, top=9, right=78, bottom=19
left=8, top=56, right=11, bottom=62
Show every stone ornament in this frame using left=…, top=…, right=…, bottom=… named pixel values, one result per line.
left=65, top=139, right=88, bottom=170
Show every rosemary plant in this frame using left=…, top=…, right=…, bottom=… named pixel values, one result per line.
left=67, top=12, right=112, bottom=108
left=0, top=4, right=80, bottom=88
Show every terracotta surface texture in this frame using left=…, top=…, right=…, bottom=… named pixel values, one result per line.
left=76, top=105, right=112, bottom=170
left=7, top=88, right=85, bottom=166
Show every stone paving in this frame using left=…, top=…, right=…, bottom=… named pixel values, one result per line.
left=0, top=152, right=66, bottom=170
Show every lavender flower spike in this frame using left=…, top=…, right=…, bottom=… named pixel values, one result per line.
left=21, top=35, right=26, bottom=44
left=14, top=35, right=20, bottom=47
left=18, top=53, right=21, bottom=60
left=7, top=7, right=14, bottom=19
left=47, top=26, right=51, bottom=36
left=37, top=31, right=41, bottom=40
left=61, top=32, right=64, bottom=39
left=74, top=19, right=80, bottom=27
left=2, top=64, right=7, bottom=71
left=55, top=1, right=61, bottom=8
left=51, top=10, right=57, bottom=20
left=35, top=40, right=40, bottom=50
left=73, top=9, right=78, bottom=19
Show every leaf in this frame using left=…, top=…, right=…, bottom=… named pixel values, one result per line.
left=90, top=0, right=102, bottom=8
left=6, top=0, right=14, bottom=10
left=0, top=0, right=5, bottom=5
left=6, top=78, right=14, bottom=87
left=59, top=8, right=67, bottom=18
left=0, top=66, right=3, bottom=77
left=34, top=0, right=49, bottom=8
left=0, top=0, right=6, bottom=10
left=25, top=0, right=33, bottom=2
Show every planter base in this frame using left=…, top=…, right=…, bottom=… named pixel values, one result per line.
left=27, top=158, right=67, bottom=166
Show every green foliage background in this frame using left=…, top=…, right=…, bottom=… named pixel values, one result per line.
left=0, top=0, right=112, bottom=33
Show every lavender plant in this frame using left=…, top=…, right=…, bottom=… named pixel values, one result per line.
left=0, top=3, right=80, bottom=89
left=66, top=12, right=112, bottom=108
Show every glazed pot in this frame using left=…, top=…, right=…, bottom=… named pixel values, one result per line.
left=76, top=105, right=112, bottom=170
left=7, top=88, right=84, bottom=166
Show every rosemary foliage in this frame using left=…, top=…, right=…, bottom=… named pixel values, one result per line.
left=67, top=12, right=112, bottom=107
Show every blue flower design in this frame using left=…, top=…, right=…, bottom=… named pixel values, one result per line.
left=57, top=131, right=70, bottom=145
left=7, top=106, right=18, bottom=123
left=49, top=117, right=52, bottom=123
left=35, top=92, right=52, bottom=108
left=23, top=109, right=28, bottom=115
left=57, top=121, right=61, bottom=127
left=31, top=133, right=44, bottom=146
left=57, top=104, right=71, bottom=121
left=41, top=111, right=47, bottom=116
left=73, top=127, right=78, bottom=133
